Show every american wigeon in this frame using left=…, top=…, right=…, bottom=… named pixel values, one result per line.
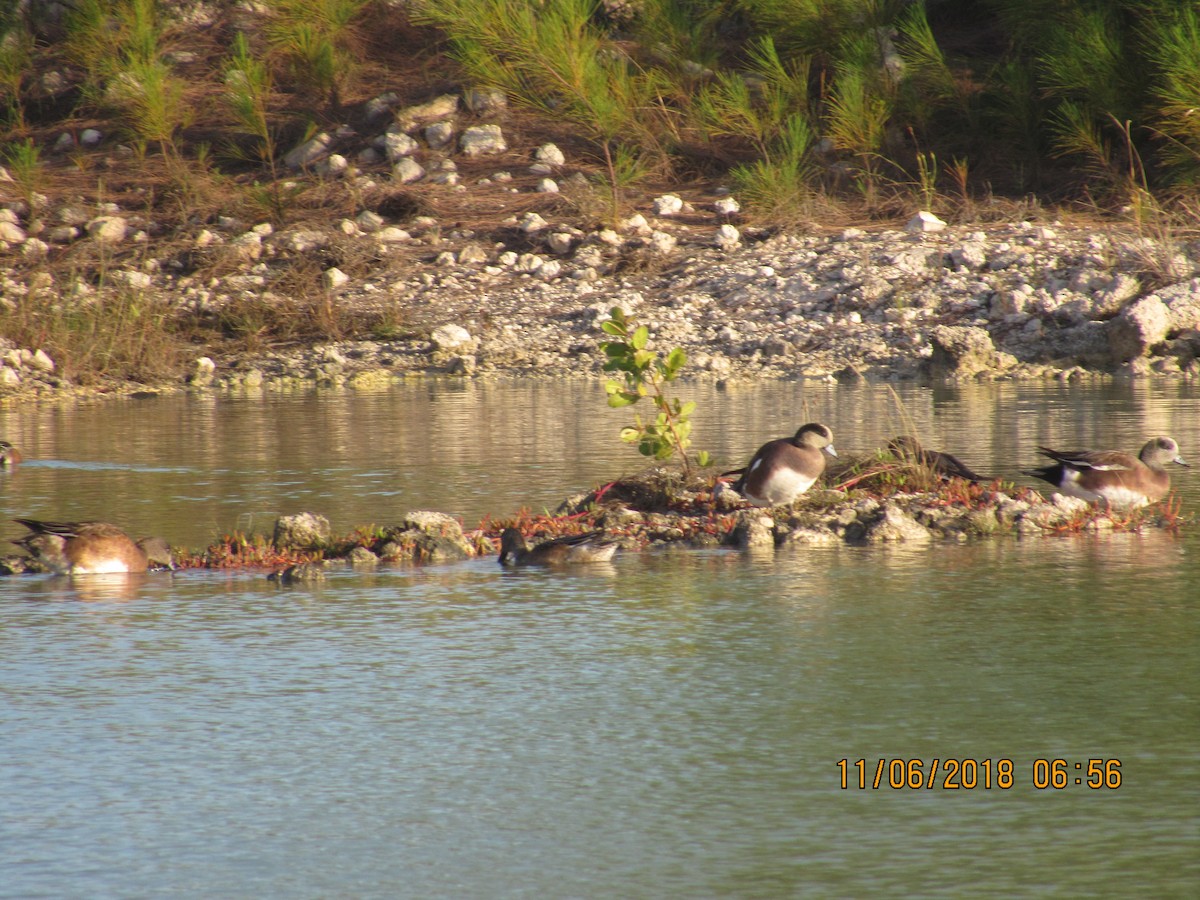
left=0, top=440, right=21, bottom=466
left=1023, top=437, right=1189, bottom=509
left=730, top=422, right=837, bottom=507
left=14, top=518, right=176, bottom=574
left=498, top=528, right=620, bottom=566
left=887, top=435, right=989, bottom=482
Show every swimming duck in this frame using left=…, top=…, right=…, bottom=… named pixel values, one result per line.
left=0, top=440, right=21, bottom=466
left=14, top=519, right=175, bottom=574
left=498, top=528, right=620, bottom=566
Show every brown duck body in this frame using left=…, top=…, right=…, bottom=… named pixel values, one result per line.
left=14, top=519, right=175, bottom=574
left=888, top=436, right=988, bottom=482
left=731, top=423, right=837, bottom=507
left=498, top=529, right=619, bottom=566
left=0, top=440, right=21, bottom=466
left=1023, top=437, right=1188, bottom=508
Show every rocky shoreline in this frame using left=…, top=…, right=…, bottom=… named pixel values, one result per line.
left=5, top=146, right=1200, bottom=402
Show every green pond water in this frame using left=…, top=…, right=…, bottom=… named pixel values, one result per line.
left=1, top=379, right=1197, bottom=897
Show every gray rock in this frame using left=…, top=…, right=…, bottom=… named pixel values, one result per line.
left=395, top=94, right=459, bottom=131
left=346, top=546, right=379, bottom=567
left=459, top=124, right=507, bottom=156
left=424, top=121, right=455, bottom=150
left=381, top=511, right=473, bottom=562
left=950, top=241, right=987, bottom=269
left=392, top=157, right=424, bottom=184
left=856, top=503, right=933, bottom=543
left=383, top=131, right=419, bottom=162
left=323, top=267, right=350, bottom=290
left=648, top=231, right=677, bottom=254
left=1043, top=320, right=1112, bottom=367
left=364, top=92, right=399, bottom=120
left=534, top=143, right=565, bottom=167
left=1157, top=279, right=1200, bottom=332
left=927, top=325, right=1010, bottom=377
left=714, top=224, right=740, bottom=251
left=730, top=511, right=775, bottom=550
left=283, top=132, right=332, bottom=169
left=270, top=562, right=328, bottom=584
left=457, top=243, right=489, bottom=266
left=273, top=512, right=332, bottom=550
left=356, top=210, right=384, bottom=233
left=464, top=88, right=507, bottom=115
left=319, top=154, right=350, bottom=177
left=87, top=216, right=128, bottom=244
left=713, top=197, right=740, bottom=217
left=376, top=226, right=412, bottom=243
left=652, top=194, right=684, bottom=216
left=1091, top=273, right=1141, bottom=317
left=431, top=323, right=472, bottom=349
left=47, top=226, right=79, bottom=243
left=228, top=231, right=262, bottom=261
left=1108, top=294, right=1170, bottom=361
left=520, top=212, right=548, bottom=233
left=906, top=211, right=946, bottom=233
left=547, top=232, right=575, bottom=255
left=0, top=221, right=25, bottom=243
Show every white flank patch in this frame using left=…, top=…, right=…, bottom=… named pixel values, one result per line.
left=1058, top=470, right=1148, bottom=508
left=71, top=560, right=133, bottom=575
left=751, top=469, right=816, bottom=507
left=1094, top=486, right=1150, bottom=509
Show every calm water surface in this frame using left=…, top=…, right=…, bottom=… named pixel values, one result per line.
left=1, top=379, right=1198, bottom=897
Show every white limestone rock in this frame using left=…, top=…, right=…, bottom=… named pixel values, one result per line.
left=906, top=211, right=947, bottom=233
left=459, top=124, right=507, bottom=157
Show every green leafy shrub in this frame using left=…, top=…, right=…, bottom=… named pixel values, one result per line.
left=599, top=307, right=710, bottom=474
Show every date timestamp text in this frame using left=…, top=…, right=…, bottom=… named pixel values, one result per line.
left=836, top=758, right=1122, bottom=790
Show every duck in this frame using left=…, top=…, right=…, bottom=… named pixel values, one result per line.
left=727, top=422, right=837, bottom=507
left=1023, top=437, right=1188, bottom=509
left=13, top=518, right=176, bottom=574
left=0, top=440, right=21, bottom=466
left=887, top=435, right=989, bottom=482
left=498, top=528, right=620, bottom=566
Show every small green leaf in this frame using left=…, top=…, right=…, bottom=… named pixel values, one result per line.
left=679, top=400, right=696, bottom=418
left=619, top=426, right=640, bottom=443
left=630, top=326, right=649, bottom=350
left=607, top=393, right=637, bottom=408
left=600, top=321, right=624, bottom=336
left=697, top=450, right=711, bottom=467
left=665, top=347, right=687, bottom=372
